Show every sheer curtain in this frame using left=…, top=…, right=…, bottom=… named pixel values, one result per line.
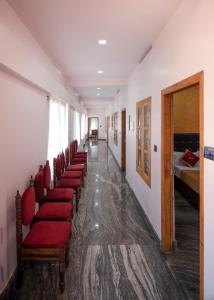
left=73, top=110, right=81, bottom=144
left=81, top=113, right=86, bottom=140
left=47, top=98, right=68, bottom=169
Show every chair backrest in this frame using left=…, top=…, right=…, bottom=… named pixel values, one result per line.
left=71, top=141, right=76, bottom=155
left=43, top=161, right=51, bottom=189
left=70, top=142, right=73, bottom=160
left=21, top=184, right=36, bottom=226
left=34, top=167, right=45, bottom=203
left=15, top=180, right=36, bottom=252
left=65, top=147, right=70, bottom=167
left=53, top=155, right=62, bottom=187
left=60, top=152, right=65, bottom=172
left=75, top=140, right=78, bottom=152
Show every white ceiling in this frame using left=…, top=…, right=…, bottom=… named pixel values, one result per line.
left=8, top=0, right=183, bottom=111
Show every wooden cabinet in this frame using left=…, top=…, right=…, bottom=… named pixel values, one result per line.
left=136, top=97, right=151, bottom=187
left=114, top=112, right=118, bottom=146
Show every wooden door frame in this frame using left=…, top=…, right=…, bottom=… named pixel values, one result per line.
left=88, top=117, right=99, bottom=140
left=121, top=109, right=126, bottom=171
left=161, top=71, right=204, bottom=300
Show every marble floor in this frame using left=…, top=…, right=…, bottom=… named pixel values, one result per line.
left=11, top=141, right=192, bottom=300
left=165, top=189, right=200, bottom=300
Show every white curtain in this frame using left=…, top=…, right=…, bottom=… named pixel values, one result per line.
left=47, top=98, right=68, bottom=168
left=85, top=115, right=88, bottom=135
left=90, top=117, right=98, bottom=130
left=81, top=113, right=86, bottom=140
left=73, top=110, right=81, bottom=144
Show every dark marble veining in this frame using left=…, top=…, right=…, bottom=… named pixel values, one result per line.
left=7, top=141, right=190, bottom=300
left=165, top=190, right=200, bottom=300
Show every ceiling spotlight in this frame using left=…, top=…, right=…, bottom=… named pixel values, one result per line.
left=97, top=70, right=103, bottom=74
left=98, top=40, right=107, bottom=45
left=97, top=87, right=101, bottom=90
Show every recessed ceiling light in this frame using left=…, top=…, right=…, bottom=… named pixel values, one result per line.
left=97, top=70, right=103, bottom=74
left=97, top=88, right=101, bottom=90
left=97, top=93, right=100, bottom=96
left=98, top=39, right=107, bottom=45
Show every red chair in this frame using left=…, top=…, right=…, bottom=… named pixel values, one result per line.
left=34, top=171, right=73, bottom=220
left=60, top=152, right=84, bottom=187
left=73, top=140, right=87, bottom=158
left=15, top=186, right=71, bottom=293
left=53, top=156, right=82, bottom=210
left=70, top=143, right=87, bottom=171
left=42, top=161, right=75, bottom=205
left=65, top=147, right=86, bottom=174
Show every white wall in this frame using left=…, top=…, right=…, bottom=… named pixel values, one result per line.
left=107, top=1, right=214, bottom=298
left=0, top=69, right=49, bottom=291
left=0, top=0, right=83, bottom=293
left=106, top=88, right=126, bottom=166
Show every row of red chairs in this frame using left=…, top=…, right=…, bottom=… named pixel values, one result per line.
left=15, top=140, right=87, bottom=293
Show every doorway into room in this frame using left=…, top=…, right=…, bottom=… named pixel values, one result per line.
left=121, top=110, right=126, bottom=172
left=161, top=72, right=204, bottom=299
left=88, top=117, right=99, bottom=140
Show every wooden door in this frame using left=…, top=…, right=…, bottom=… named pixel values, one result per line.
left=121, top=110, right=126, bottom=171
left=161, top=72, right=204, bottom=300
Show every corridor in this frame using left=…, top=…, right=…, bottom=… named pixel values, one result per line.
left=15, top=141, right=187, bottom=300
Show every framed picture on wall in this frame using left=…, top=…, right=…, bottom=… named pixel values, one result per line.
left=128, top=115, right=131, bottom=131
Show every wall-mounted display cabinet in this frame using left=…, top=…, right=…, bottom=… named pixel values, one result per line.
left=136, top=97, right=151, bottom=187
left=114, top=112, right=118, bottom=146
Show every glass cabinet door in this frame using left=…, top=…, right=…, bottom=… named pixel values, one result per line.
left=136, top=98, right=151, bottom=187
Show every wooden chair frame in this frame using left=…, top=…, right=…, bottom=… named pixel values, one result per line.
left=53, top=156, right=81, bottom=211
left=15, top=190, right=70, bottom=293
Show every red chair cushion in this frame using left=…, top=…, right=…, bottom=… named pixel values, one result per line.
left=34, top=171, right=44, bottom=202
left=44, top=188, right=74, bottom=202
left=61, top=171, right=82, bottom=179
left=181, top=149, right=199, bottom=167
left=57, top=178, right=81, bottom=189
left=23, top=221, right=71, bottom=248
left=67, top=164, right=85, bottom=171
left=74, top=153, right=87, bottom=158
left=22, top=187, right=36, bottom=225
left=72, top=157, right=86, bottom=163
left=43, top=163, right=51, bottom=189
left=35, top=203, right=72, bottom=220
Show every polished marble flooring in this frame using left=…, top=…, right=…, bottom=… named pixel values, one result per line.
left=165, top=189, right=200, bottom=300
left=12, top=141, right=192, bottom=300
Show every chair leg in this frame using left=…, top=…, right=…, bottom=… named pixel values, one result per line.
left=15, top=263, right=23, bottom=289
left=59, top=262, right=65, bottom=294
left=65, top=250, right=69, bottom=268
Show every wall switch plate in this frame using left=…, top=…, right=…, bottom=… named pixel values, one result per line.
left=204, top=146, right=214, bottom=161
left=154, top=145, right=158, bottom=152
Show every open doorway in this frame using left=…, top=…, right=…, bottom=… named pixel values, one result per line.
left=161, top=72, right=204, bottom=299
left=121, top=110, right=126, bottom=172
left=88, top=117, right=99, bottom=140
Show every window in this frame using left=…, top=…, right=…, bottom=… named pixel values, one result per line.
left=81, top=113, right=86, bottom=140
left=74, top=111, right=81, bottom=144
left=136, top=97, right=151, bottom=187
left=114, top=112, right=118, bottom=146
left=47, top=98, right=68, bottom=171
